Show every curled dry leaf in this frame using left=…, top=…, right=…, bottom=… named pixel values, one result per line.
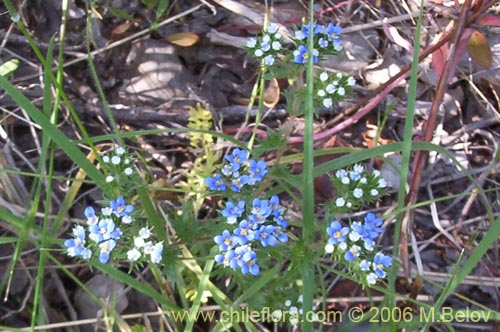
left=166, top=32, right=200, bottom=47
left=263, top=77, right=280, bottom=108
left=466, top=29, right=492, bottom=69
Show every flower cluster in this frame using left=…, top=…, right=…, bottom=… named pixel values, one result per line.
left=325, top=213, right=392, bottom=285
left=330, top=164, right=387, bottom=211
left=64, top=197, right=163, bottom=265
left=246, top=23, right=283, bottom=66
left=293, top=21, right=343, bottom=64
left=205, top=148, right=268, bottom=193
left=206, top=149, right=289, bottom=276
left=315, top=71, right=356, bottom=108
left=272, top=295, right=319, bottom=327
left=101, top=146, right=134, bottom=183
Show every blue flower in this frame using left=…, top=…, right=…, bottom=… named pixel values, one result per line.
left=302, top=22, right=324, bottom=37
left=65, top=225, right=91, bottom=259
left=293, top=45, right=309, bottom=64
left=214, top=230, right=238, bottom=251
left=273, top=226, right=288, bottom=243
left=205, top=173, right=226, bottom=191
left=326, top=23, right=342, bottom=41
left=248, top=159, right=268, bottom=184
left=237, top=247, right=260, bottom=276
left=373, top=252, right=392, bottom=278
left=255, top=225, right=278, bottom=247
left=326, top=221, right=349, bottom=245
left=84, top=206, right=98, bottom=225
left=249, top=198, right=272, bottom=224
left=363, top=213, right=383, bottom=239
left=215, top=249, right=235, bottom=267
left=110, top=196, right=134, bottom=217
left=98, top=239, right=117, bottom=263
left=233, top=220, right=255, bottom=245
left=345, top=244, right=362, bottom=261
left=359, top=259, right=371, bottom=271
left=318, top=37, right=328, bottom=48
left=225, top=149, right=248, bottom=172
left=231, top=175, right=250, bottom=192
left=149, top=242, right=164, bottom=264
left=89, top=218, right=121, bottom=243
left=221, top=200, right=245, bottom=224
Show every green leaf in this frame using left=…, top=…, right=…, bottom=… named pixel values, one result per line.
left=0, top=59, right=19, bottom=76
left=467, top=29, right=492, bottom=69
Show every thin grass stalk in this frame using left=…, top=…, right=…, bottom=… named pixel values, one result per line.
left=300, top=0, right=317, bottom=331
left=389, top=0, right=425, bottom=312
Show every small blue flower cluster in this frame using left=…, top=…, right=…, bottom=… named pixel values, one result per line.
left=316, top=71, right=356, bottom=108
left=293, top=22, right=343, bottom=64
left=64, top=197, right=163, bottom=264
left=246, top=23, right=283, bottom=66
left=213, top=196, right=289, bottom=276
left=205, top=148, right=268, bottom=193
left=331, top=164, right=387, bottom=211
left=325, top=213, right=392, bottom=285
left=206, top=149, right=289, bottom=276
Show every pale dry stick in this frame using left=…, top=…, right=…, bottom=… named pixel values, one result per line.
left=426, top=183, right=462, bottom=248
left=402, top=269, right=500, bottom=288
left=49, top=269, right=79, bottom=323
left=11, top=4, right=205, bottom=83
left=415, top=212, right=500, bottom=253
left=410, top=231, right=424, bottom=277
left=454, top=133, right=499, bottom=235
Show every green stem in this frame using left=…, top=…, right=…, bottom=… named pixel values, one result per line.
left=301, top=1, right=316, bottom=331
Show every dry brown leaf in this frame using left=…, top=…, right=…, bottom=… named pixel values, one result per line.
left=263, top=77, right=280, bottom=108
left=166, top=32, right=200, bottom=47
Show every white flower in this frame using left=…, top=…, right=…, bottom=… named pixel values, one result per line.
left=346, top=201, right=352, bottom=208
left=127, top=248, right=141, bottom=261
left=341, top=176, right=350, bottom=185
left=297, top=295, right=303, bottom=303
left=373, top=170, right=381, bottom=177
left=317, top=89, right=326, bottom=97
left=284, top=300, right=292, bottom=307
left=124, top=158, right=130, bottom=164
left=360, top=259, right=371, bottom=271
left=262, top=34, right=271, bottom=43
left=353, top=188, right=363, bottom=198
left=353, top=164, right=364, bottom=173
left=349, top=227, right=361, bottom=242
left=134, top=237, right=145, bottom=248
left=122, top=215, right=133, bottom=224
left=267, top=23, right=279, bottom=34
left=360, top=177, right=367, bottom=184
left=264, top=54, right=275, bottom=66
left=326, top=84, right=336, bottom=94
left=347, top=76, right=356, bottom=86
left=111, top=156, right=121, bottom=165
left=275, top=33, right=282, bottom=39
left=367, top=272, right=378, bottom=285
left=320, top=72, right=329, bottom=82
left=337, top=86, right=346, bottom=96
left=338, top=242, right=347, bottom=251
left=378, top=178, right=387, bottom=188
left=336, top=197, right=345, bottom=207
left=116, top=147, right=126, bottom=155
left=272, top=41, right=281, bottom=51
left=105, top=175, right=114, bottom=183
left=323, top=98, right=333, bottom=108
left=101, top=207, right=113, bottom=216
left=255, top=49, right=263, bottom=57
left=246, top=38, right=257, bottom=48
left=150, top=242, right=163, bottom=264
left=325, top=243, right=335, bottom=253
left=102, top=156, right=110, bottom=163
left=295, top=30, right=306, bottom=40
left=272, top=309, right=283, bottom=320
left=124, top=167, right=133, bottom=175
left=371, top=189, right=379, bottom=196
left=139, top=227, right=151, bottom=239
